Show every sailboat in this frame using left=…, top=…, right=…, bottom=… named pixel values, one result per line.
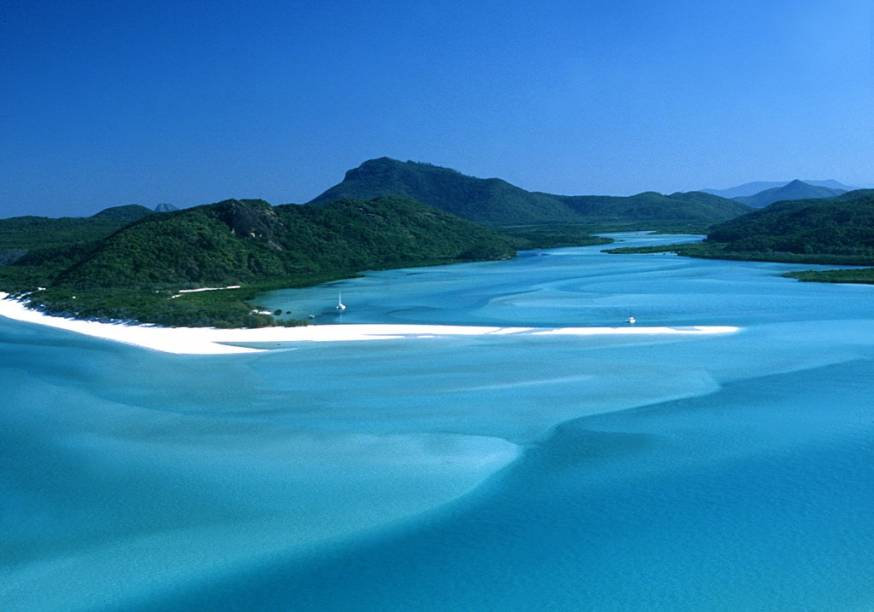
left=336, top=291, right=347, bottom=313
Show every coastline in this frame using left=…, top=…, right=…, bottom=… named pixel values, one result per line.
left=0, top=292, right=740, bottom=355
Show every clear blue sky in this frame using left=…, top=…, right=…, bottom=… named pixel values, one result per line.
left=2, top=0, right=872, bottom=216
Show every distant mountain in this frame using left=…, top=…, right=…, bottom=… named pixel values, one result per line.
left=309, top=158, right=580, bottom=225
left=0, top=159, right=763, bottom=325
left=154, top=203, right=179, bottom=213
left=703, top=179, right=856, bottom=200
left=807, top=179, right=858, bottom=191
left=735, top=180, right=846, bottom=208
left=90, top=204, right=154, bottom=222
left=552, top=190, right=750, bottom=227
left=705, top=189, right=874, bottom=261
left=311, top=158, right=749, bottom=228
left=610, top=189, right=874, bottom=270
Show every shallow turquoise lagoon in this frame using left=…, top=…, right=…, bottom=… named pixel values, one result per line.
left=2, top=233, right=874, bottom=610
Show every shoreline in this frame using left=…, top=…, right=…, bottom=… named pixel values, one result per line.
left=0, top=292, right=740, bottom=355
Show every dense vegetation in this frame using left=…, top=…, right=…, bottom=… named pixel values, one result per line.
left=734, top=179, right=845, bottom=208
left=785, top=268, right=874, bottom=284
left=608, top=190, right=874, bottom=284
left=310, top=158, right=582, bottom=225
left=54, top=197, right=514, bottom=288
left=8, top=159, right=860, bottom=330
left=608, top=240, right=874, bottom=266
left=1, top=196, right=516, bottom=327
left=0, top=204, right=154, bottom=264
left=500, top=225, right=612, bottom=249
left=309, top=157, right=750, bottom=230
left=706, top=190, right=874, bottom=258
left=552, top=190, right=750, bottom=230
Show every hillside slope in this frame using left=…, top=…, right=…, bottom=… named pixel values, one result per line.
left=553, top=190, right=750, bottom=228
left=608, top=190, right=874, bottom=274
left=707, top=190, right=874, bottom=257
left=735, top=180, right=845, bottom=208
left=309, top=157, right=580, bottom=225
left=3, top=197, right=515, bottom=326
left=703, top=179, right=855, bottom=199
left=311, top=157, right=750, bottom=228
left=53, top=197, right=514, bottom=289
left=0, top=205, right=154, bottom=264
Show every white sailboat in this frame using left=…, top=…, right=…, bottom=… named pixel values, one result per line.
left=336, top=291, right=347, bottom=313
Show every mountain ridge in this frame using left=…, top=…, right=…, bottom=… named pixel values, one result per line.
left=607, top=189, right=874, bottom=277
left=703, top=179, right=856, bottom=200
left=734, top=179, right=846, bottom=208
left=310, top=157, right=582, bottom=225
left=0, top=204, right=155, bottom=263
left=310, top=157, right=750, bottom=228
left=707, top=189, right=874, bottom=256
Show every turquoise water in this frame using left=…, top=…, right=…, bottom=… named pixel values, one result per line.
left=3, top=233, right=874, bottom=610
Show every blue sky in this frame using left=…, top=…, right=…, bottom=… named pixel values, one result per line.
left=2, top=0, right=872, bottom=216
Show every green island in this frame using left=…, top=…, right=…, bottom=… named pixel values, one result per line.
left=3, top=159, right=871, bottom=328
left=0, top=196, right=518, bottom=327
left=309, top=157, right=751, bottom=230
left=607, top=189, right=874, bottom=283
left=0, top=158, right=754, bottom=328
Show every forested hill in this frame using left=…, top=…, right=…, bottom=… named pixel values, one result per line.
left=309, top=157, right=750, bottom=228
left=608, top=190, right=874, bottom=275
left=705, top=190, right=874, bottom=259
left=89, top=204, right=155, bottom=222
left=50, top=197, right=514, bottom=289
left=0, top=205, right=154, bottom=263
left=552, top=190, right=750, bottom=228
left=1, top=197, right=515, bottom=326
left=309, top=158, right=581, bottom=225
left=734, top=179, right=846, bottom=208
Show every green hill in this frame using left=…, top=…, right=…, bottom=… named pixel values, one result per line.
left=735, top=179, right=845, bottom=208
left=706, top=189, right=874, bottom=259
left=702, top=179, right=855, bottom=200
left=0, top=204, right=154, bottom=264
left=55, top=196, right=514, bottom=288
left=0, top=158, right=763, bottom=325
left=3, top=196, right=515, bottom=326
left=309, top=157, right=580, bottom=225
left=311, top=158, right=749, bottom=230
left=608, top=190, right=874, bottom=283
left=553, top=190, right=751, bottom=229
left=90, top=204, right=155, bottom=222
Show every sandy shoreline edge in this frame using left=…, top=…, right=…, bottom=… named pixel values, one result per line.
left=0, top=292, right=740, bottom=355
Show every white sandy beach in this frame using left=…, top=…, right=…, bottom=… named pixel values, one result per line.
left=0, top=292, right=740, bottom=355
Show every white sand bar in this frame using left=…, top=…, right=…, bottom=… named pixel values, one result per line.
left=170, top=285, right=241, bottom=299
left=0, top=293, right=740, bottom=355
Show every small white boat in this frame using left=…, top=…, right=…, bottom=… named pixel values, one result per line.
left=336, top=292, right=347, bottom=313
left=627, top=315, right=637, bottom=325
